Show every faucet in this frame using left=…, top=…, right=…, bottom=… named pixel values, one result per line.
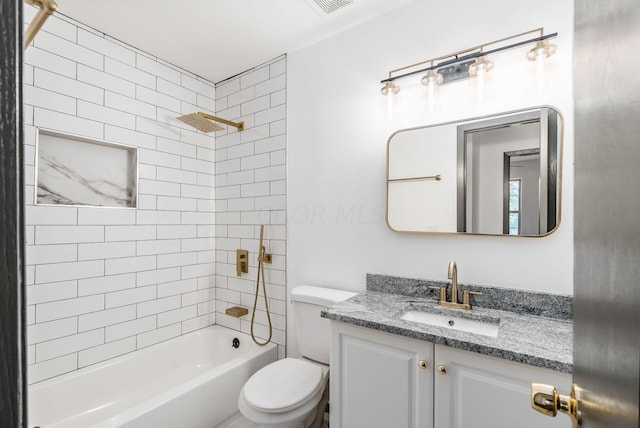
left=429, top=260, right=482, bottom=310
left=447, top=260, right=458, bottom=305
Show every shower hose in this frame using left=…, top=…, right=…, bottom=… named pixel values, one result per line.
left=250, top=225, right=273, bottom=346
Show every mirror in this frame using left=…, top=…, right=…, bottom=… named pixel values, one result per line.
left=386, top=107, right=562, bottom=236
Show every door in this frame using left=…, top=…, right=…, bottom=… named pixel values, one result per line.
left=571, top=0, right=640, bottom=426
left=531, top=1, right=640, bottom=426
left=0, top=1, right=27, bottom=427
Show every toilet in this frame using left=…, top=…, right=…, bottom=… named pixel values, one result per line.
left=237, top=285, right=357, bottom=428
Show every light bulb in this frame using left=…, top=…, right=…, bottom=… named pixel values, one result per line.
left=420, top=69, right=443, bottom=89
left=527, top=40, right=556, bottom=61
left=468, top=56, right=494, bottom=76
left=469, top=57, right=492, bottom=102
left=380, top=81, right=400, bottom=96
left=381, top=81, right=399, bottom=118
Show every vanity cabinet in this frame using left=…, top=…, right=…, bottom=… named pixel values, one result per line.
left=434, top=344, right=571, bottom=428
left=330, top=322, right=434, bottom=428
left=330, top=322, right=571, bottom=428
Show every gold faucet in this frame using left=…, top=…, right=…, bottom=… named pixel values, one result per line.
left=448, top=260, right=458, bottom=305
left=430, top=260, right=482, bottom=310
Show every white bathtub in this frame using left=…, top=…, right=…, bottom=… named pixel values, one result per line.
left=28, top=325, right=277, bottom=428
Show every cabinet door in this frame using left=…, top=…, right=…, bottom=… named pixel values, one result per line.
left=434, top=345, right=571, bottom=428
left=331, top=323, right=433, bottom=428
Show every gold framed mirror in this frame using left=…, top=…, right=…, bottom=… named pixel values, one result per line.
left=386, top=106, right=563, bottom=237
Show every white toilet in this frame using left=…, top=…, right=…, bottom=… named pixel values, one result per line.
left=237, top=285, right=357, bottom=428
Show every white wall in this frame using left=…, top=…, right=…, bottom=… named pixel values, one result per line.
left=287, top=0, right=573, bottom=354
left=24, top=9, right=217, bottom=383
left=388, top=124, right=458, bottom=232
left=213, top=57, right=288, bottom=359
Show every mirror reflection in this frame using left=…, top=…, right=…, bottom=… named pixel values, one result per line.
left=387, top=107, right=562, bottom=236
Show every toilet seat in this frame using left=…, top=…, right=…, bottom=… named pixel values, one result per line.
left=242, top=358, right=326, bottom=413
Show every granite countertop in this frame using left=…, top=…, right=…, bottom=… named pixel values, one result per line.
left=322, top=290, right=573, bottom=373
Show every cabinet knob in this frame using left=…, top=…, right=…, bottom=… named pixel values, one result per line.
left=438, top=365, right=448, bottom=375
left=418, top=360, right=428, bottom=369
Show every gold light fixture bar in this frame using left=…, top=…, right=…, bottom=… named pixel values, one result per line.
left=24, top=0, right=58, bottom=49
left=381, top=28, right=557, bottom=87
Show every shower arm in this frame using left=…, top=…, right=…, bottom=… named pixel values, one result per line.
left=197, top=112, right=244, bottom=131
left=24, top=0, right=58, bottom=49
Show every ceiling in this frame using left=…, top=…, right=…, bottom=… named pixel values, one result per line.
left=56, top=0, right=415, bottom=83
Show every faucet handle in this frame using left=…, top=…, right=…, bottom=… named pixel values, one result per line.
left=429, top=285, right=447, bottom=302
left=462, top=290, right=482, bottom=307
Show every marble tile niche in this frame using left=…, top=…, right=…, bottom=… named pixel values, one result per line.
left=36, top=130, right=137, bottom=208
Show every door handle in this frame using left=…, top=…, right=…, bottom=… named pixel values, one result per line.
left=531, top=383, right=582, bottom=427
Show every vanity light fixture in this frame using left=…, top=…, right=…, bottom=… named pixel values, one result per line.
left=468, top=55, right=494, bottom=77
left=380, top=80, right=400, bottom=96
left=527, top=40, right=557, bottom=61
left=421, top=62, right=444, bottom=88
left=380, top=28, right=557, bottom=96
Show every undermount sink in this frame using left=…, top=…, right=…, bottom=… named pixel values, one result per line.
left=400, top=310, right=500, bottom=338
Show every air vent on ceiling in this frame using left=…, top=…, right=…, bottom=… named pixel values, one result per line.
left=306, top=0, right=356, bottom=16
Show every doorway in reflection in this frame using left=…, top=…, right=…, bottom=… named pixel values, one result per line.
left=457, top=108, right=558, bottom=235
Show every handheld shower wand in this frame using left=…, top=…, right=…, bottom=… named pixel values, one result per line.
left=250, top=225, right=273, bottom=346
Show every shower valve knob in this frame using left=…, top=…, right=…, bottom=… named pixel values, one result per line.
left=236, top=249, right=249, bottom=276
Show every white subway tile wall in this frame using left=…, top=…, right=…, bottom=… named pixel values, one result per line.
left=214, top=56, right=287, bottom=359
left=24, top=11, right=218, bottom=384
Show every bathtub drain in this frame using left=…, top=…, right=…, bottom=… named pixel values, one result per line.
left=232, top=338, right=240, bottom=348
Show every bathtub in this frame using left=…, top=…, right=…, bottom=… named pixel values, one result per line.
left=28, top=325, right=277, bottom=428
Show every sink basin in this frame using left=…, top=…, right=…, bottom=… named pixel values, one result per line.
left=400, top=310, right=500, bottom=337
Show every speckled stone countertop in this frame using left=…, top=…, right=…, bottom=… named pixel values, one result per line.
left=321, top=275, right=573, bottom=374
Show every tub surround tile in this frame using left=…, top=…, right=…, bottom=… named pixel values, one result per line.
left=28, top=354, right=78, bottom=384
left=322, top=273, right=573, bottom=373
left=214, top=56, right=287, bottom=351
left=25, top=9, right=218, bottom=383
left=24, top=10, right=285, bottom=385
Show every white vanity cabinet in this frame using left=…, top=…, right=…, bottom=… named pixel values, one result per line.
left=330, top=322, right=572, bottom=428
left=330, top=322, right=434, bottom=428
left=434, top=344, right=571, bottom=428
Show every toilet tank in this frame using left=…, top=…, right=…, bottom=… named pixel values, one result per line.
left=291, top=285, right=357, bottom=364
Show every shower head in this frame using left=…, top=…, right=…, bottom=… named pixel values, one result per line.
left=177, top=113, right=224, bottom=133
left=177, top=112, right=244, bottom=133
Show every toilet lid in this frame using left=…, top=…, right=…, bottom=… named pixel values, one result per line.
left=243, top=358, right=324, bottom=413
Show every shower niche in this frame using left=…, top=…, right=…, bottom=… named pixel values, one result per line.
left=36, top=129, right=138, bottom=208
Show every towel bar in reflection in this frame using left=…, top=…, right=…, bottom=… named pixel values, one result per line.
left=389, top=174, right=442, bottom=182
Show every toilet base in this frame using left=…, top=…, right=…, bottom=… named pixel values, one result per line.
left=239, top=379, right=329, bottom=428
